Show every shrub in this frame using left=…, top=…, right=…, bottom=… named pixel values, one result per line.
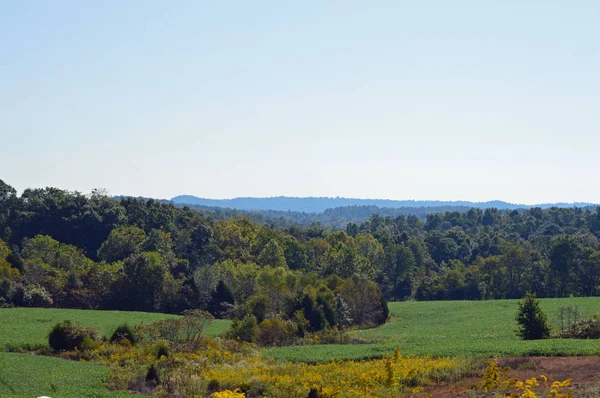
left=110, top=323, right=136, bottom=345
left=257, top=318, right=297, bottom=347
left=146, top=364, right=160, bottom=386
left=515, top=293, right=550, bottom=340
left=136, top=310, right=213, bottom=345
left=379, top=295, right=390, bottom=324
left=48, top=321, right=100, bottom=351
left=226, top=314, right=258, bottom=343
left=26, top=284, right=54, bottom=307
left=308, top=327, right=351, bottom=345
left=558, top=315, right=600, bottom=339
left=153, top=339, right=170, bottom=358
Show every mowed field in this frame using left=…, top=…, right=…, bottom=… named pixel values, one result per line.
left=0, top=308, right=231, bottom=348
left=264, top=297, right=600, bottom=362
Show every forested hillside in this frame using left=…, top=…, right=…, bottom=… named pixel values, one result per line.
left=172, top=195, right=595, bottom=213
left=2, top=179, right=600, bottom=319
left=176, top=203, right=481, bottom=228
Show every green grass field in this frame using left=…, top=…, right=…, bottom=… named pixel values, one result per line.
left=3, top=298, right=600, bottom=395
left=0, top=308, right=230, bottom=349
left=0, top=308, right=231, bottom=397
left=0, top=352, right=148, bottom=398
left=264, top=297, right=600, bottom=362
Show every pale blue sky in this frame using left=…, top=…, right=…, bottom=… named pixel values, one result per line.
left=1, top=1, right=599, bottom=203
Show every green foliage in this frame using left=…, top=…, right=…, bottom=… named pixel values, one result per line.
left=318, top=295, right=337, bottom=327
left=97, top=226, right=147, bottom=263
left=0, top=308, right=229, bottom=348
left=209, top=280, right=235, bottom=318
left=122, top=251, right=169, bottom=312
left=515, top=293, right=551, bottom=340
left=380, top=295, right=389, bottom=323
left=257, top=318, right=298, bottom=347
left=6, top=178, right=600, bottom=322
left=247, top=294, right=270, bottom=323
left=48, top=321, right=100, bottom=351
left=136, top=310, right=214, bottom=345
left=152, top=339, right=170, bottom=358
left=257, top=239, right=287, bottom=268
left=226, top=314, right=258, bottom=343
left=110, top=324, right=136, bottom=345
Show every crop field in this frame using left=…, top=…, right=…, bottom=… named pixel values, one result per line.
left=0, top=308, right=231, bottom=348
left=264, top=297, right=600, bottom=362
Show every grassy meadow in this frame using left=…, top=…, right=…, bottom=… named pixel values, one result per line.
left=264, top=297, right=600, bottom=362
left=1, top=298, right=600, bottom=396
left=0, top=308, right=230, bottom=349
left=0, top=352, right=148, bottom=398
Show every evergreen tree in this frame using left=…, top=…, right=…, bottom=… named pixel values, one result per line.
left=515, top=293, right=550, bottom=340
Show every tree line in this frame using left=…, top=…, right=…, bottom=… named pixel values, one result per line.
left=2, top=179, right=600, bottom=319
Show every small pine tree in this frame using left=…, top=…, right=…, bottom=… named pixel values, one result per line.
left=515, top=293, right=550, bottom=340
left=379, top=295, right=390, bottom=324
left=317, top=295, right=337, bottom=327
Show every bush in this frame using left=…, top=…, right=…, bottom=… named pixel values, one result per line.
left=558, top=316, right=600, bottom=339
left=226, top=314, right=258, bottom=343
left=27, top=285, right=54, bottom=307
left=308, top=327, right=351, bottom=345
left=258, top=318, right=297, bottom=347
left=110, top=323, right=136, bottom=345
left=379, top=295, right=390, bottom=324
left=515, top=293, right=550, bottom=340
left=153, top=339, right=170, bottom=358
left=135, top=310, right=213, bottom=346
left=48, top=321, right=100, bottom=351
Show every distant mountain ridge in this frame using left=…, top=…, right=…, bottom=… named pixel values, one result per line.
left=170, top=195, right=595, bottom=213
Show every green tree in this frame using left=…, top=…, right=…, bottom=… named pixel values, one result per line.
left=97, top=226, right=147, bottom=263
left=323, top=243, right=369, bottom=278
left=257, top=239, right=287, bottom=268
left=515, top=293, right=550, bottom=340
left=122, top=252, right=169, bottom=311
left=208, top=280, right=235, bottom=318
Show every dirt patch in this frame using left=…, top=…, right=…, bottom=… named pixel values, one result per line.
left=423, top=356, right=600, bottom=397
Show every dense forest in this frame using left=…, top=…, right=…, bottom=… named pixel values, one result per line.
left=175, top=203, right=483, bottom=229
left=2, top=179, right=600, bottom=323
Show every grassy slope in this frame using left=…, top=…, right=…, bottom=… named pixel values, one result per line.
left=0, top=352, right=148, bottom=398
left=0, top=308, right=230, bottom=348
left=264, top=297, right=600, bottom=362
left=0, top=308, right=231, bottom=397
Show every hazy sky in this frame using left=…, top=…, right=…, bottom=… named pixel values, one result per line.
left=2, top=1, right=599, bottom=203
